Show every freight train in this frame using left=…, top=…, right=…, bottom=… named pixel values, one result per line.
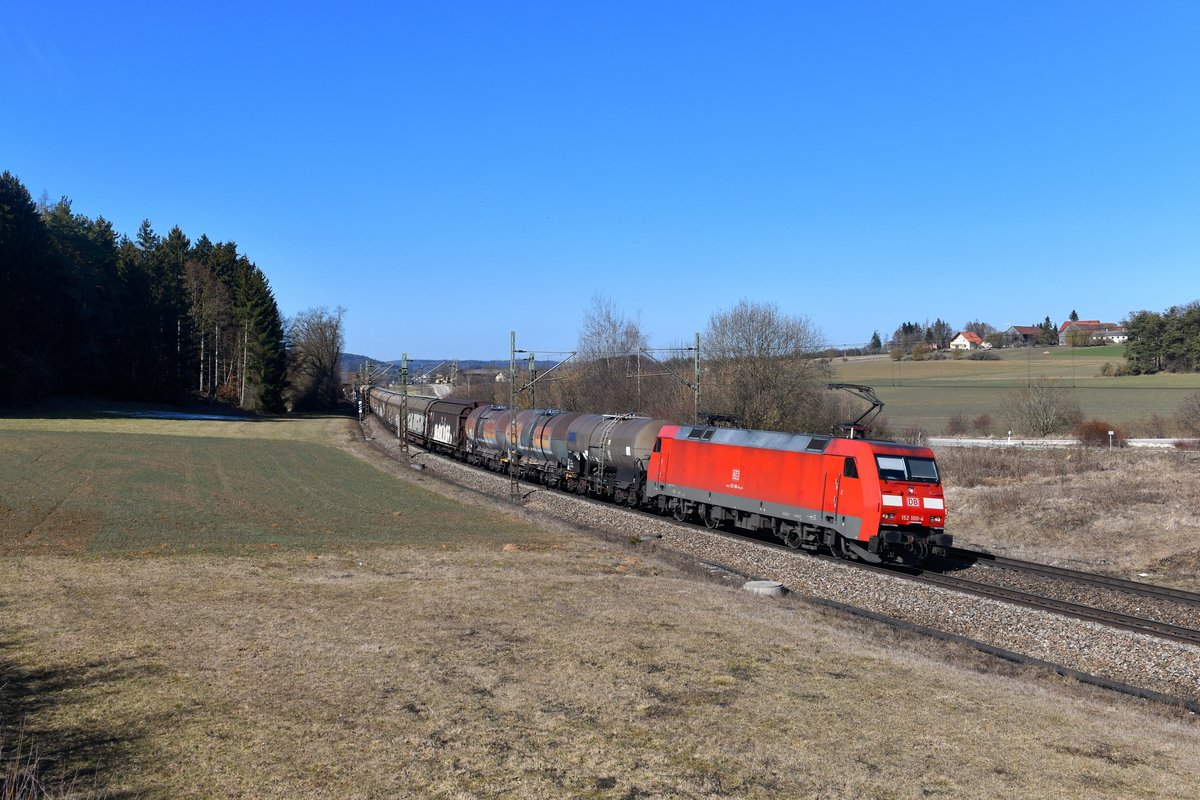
left=362, top=387, right=951, bottom=564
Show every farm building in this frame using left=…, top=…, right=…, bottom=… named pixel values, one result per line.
left=949, top=331, right=987, bottom=350
left=1003, top=325, right=1043, bottom=346
left=1058, top=320, right=1128, bottom=345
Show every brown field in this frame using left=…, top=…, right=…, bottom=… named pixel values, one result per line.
left=2, top=411, right=1199, bottom=798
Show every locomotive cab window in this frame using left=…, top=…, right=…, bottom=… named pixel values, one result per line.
left=843, top=457, right=858, bottom=479
left=653, top=438, right=662, bottom=453
left=875, top=455, right=939, bottom=483
left=907, top=457, right=939, bottom=482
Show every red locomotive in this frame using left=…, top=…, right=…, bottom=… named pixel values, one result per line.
left=646, top=424, right=949, bottom=562
left=362, top=386, right=950, bottom=563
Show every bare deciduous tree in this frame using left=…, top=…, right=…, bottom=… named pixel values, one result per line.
left=288, top=306, right=345, bottom=409
left=567, top=294, right=649, bottom=413
left=1005, top=378, right=1082, bottom=436
left=702, top=300, right=833, bottom=432
left=1176, top=391, right=1200, bottom=438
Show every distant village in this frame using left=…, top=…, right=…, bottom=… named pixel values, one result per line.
left=346, top=316, right=1133, bottom=390
left=949, top=319, right=1128, bottom=351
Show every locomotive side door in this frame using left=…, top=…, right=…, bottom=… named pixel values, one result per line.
left=652, top=437, right=668, bottom=483
left=837, top=456, right=862, bottom=535
left=821, top=455, right=837, bottom=523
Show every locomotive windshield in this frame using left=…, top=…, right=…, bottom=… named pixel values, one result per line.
left=875, top=455, right=939, bottom=483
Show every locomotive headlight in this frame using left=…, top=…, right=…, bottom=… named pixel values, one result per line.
left=882, top=513, right=895, bottom=521
left=930, top=516, right=943, bottom=524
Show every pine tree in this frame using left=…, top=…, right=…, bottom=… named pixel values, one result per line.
left=233, top=263, right=286, bottom=411
left=41, top=199, right=123, bottom=395
left=0, top=172, right=56, bottom=401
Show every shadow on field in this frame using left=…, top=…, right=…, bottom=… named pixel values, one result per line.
left=0, top=621, right=160, bottom=799
left=0, top=398, right=358, bottom=423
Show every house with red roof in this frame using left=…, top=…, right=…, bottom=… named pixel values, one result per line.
left=949, top=331, right=986, bottom=350
left=1058, top=320, right=1127, bottom=346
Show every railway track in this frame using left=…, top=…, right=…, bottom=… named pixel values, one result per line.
left=597, top=498, right=1200, bottom=649
left=872, top=565, right=1200, bottom=647
left=402, top=431, right=1200, bottom=649
left=362, top=419, right=1200, bottom=710
left=945, top=546, right=1200, bottom=607
left=618, top=505, right=1200, bottom=648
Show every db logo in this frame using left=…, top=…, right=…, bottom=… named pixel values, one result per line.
left=906, top=497, right=920, bottom=507
left=731, top=469, right=741, bottom=481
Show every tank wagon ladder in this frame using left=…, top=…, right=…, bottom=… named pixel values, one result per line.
left=507, top=330, right=578, bottom=504
left=595, top=411, right=643, bottom=503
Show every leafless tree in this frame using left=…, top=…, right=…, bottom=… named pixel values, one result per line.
left=1177, top=391, right=1200, bottom=438
left=288, top=306, right=345, bottom=409
left=565, top=294, right=648, bottom=413
left=702, top=300, right=833, bottom=432
left=1005, top=378, right=1082, bottom=436
left=964, top=320, right=995, bottom=338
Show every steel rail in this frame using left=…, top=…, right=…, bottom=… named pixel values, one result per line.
left=873, top=567, right=1200, bottom=647
left=366, top=412, right=1200, bottom=647
left=359, top=417, right=1200, bottom=712
left=947, top=546, right=1200, bottom=607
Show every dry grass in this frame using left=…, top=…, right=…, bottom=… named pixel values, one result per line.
left=2, top=412, right=1200, bottom=797
left=4, top=550, right=1200, bottom=799
left=941, top=447, right=1200, bottom=586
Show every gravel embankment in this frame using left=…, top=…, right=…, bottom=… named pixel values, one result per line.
left=950, top=563, right=1200, bottom=630
left=360, top=418, right=1200, bottom=703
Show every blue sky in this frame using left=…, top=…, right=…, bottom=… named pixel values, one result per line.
left=4, top=2, right=1198, bottom=359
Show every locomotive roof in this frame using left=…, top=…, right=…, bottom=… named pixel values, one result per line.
left=675, top=425, right=833, bottom=453
left=672, top=425, right=930, bottom=455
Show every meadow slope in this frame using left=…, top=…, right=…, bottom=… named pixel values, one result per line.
left=0, top=410, right=1197, bottom=798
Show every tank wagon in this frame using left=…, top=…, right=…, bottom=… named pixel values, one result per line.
left=461, top=406, right=671, bottom=504
left=362, top=385, right=949, bottom=563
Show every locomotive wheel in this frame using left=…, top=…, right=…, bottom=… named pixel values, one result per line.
left=672, top=503, right=687, bottom=522
left=783, top=529, right=801, bottom=549
left=703, top=507, right=721, bottom=529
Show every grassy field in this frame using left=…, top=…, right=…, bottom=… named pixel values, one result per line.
left=2, top=410, right=1199, bottom=797
left=832, top=346, right=1200, bottom=435
left=0, top=418, right=543, bottom=557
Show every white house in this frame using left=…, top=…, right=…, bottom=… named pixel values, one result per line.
left=949, top=331, right=985, bottom=351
